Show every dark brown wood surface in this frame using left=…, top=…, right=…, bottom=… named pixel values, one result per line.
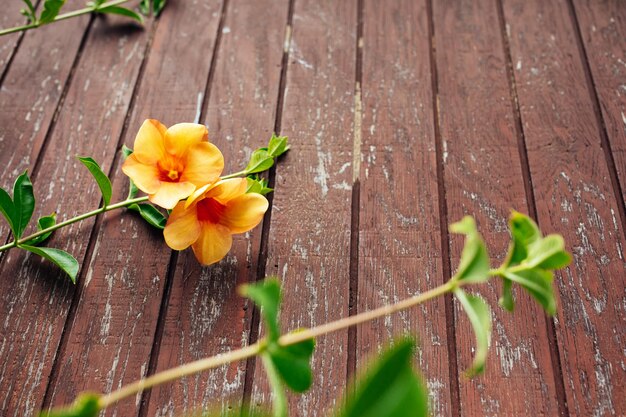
left=0, top=0, right=624, bottom=416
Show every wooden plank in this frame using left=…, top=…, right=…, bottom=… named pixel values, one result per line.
left=41, top=1, right=225, bottom=416
left=501, top=0, right=626, bottom=415
left=0, top=13, right=96, bottom=417
left=356, top=1, right=452, bottom=415
left=250, top=0, right=357, bottom=414
left=572, top=0, right=626, bottom=208
left=143, top=0, right=288, bottom=415
left=432, top=0, right=561, bottom=415
left=0, top=5, right=28, bottom=75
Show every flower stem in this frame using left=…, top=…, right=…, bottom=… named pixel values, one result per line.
left=220, top=170, right=249, bottom=180
left=97, top=279, right=458, bottom=409
left=0, top=196, right=148, bottom=252
left=0, top=0, right=131, bottom=37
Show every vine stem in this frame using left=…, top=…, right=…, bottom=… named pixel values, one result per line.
left=98, top=279, right=458, bottom=409
left=0, top=196, right=148, bottom=252
left=221, top=169, right=249, bottom=180
left=0, top=0, right=131, bottom=37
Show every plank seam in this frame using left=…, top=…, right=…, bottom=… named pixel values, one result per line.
left=494, top=1, right=569, bottom=415
left=565, top=0, right=626, bottom=241
left=425, top=1, right=461, bottom=415
left=241, top=0, right=296, bottom=410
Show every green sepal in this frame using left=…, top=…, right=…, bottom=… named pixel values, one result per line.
left=97, top=6, right=144, bottom=23
left=77, top=157, right=112, bottom=206
left=20, top=244, right=79, bottom=283
left=13, top=171, right=36, bottom=239
left=23, top=213, right=57, bottom=246
left=239, top=278, right=281, bottom=340
left=40, top=392, right=101, bottom=417
left=335, top=338, right=429, bottom=417
left=267, top=134, right=289, bottom=158
left=450, top=216, right=490, bottom=283
left=454, top=289, right=492, bottom=377
left=267, top=337, right=315, bottom=392
left=39, top=0, right=66, bottom=24
left=245, top=148, right=274, bottom=174
left=128, top=203, right=167, bottom=230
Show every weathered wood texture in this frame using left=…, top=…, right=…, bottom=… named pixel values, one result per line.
left=250, top=0, right=357, bottom=415
left=1, top=0, right=625, bottom=416
left=144, top=0, right=288, bottom=415
left=432, top=0, right=561, bottom=415
left=357, top=1, right=452, bottom=416
left=502, top=0, right=626, bottom=415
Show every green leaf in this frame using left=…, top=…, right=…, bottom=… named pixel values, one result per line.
left=152, top=0, right=166, bottom=16
left=97, top=6, right=144, bottom=23
left=336, top=338, right=429, bottom=417
left=504, top=211, right=541, bottom=267
left=0, top=187, right=17, bottom=237
left=39, top=0, right=66, bottom=24
left=13, top=171, right=35, bottom=239
left=504, top=269, right=556, bottom=315
left=77, top=157, right=112, bottom=206
left=24, top=213, right=57, bottom=246
left=454, top=289, right=492, bottom=377
left=121, top=144, right=133, bottom=159
left=450, top=216, right=490, bottom=283
left=40, top=392, right=100, bottom=417
left=246, top=176, right=273, bottom=195
left=526, top=234, right=571, bottom=270
left=239, top=278, right=281, bottom=340
left=128, top=203, right=167, bottom=230
left=245, top=149, right=274, bottom=174
left=499, top=278, right=515, bottom=312
left=267, top=134, right=289, bottom=158
left=267, top=338, right=315, bottom=392
left=20, top=244, right=79, bottom=283
left=138, top=0, right=150, bottom=14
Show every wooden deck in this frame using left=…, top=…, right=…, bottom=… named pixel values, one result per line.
left=0, top=0, right=624, bottom=416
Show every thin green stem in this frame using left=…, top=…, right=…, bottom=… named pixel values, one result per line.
left=0, top=196, right=148, bottom=252
left=262, top=353, right=288, bottom=417
left=95, top=279, right=458, bottom=409
left=0, top=0, right=131, bottom=37
left=220, top=170, right=249, bottom=180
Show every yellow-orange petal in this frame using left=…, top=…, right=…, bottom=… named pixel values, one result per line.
left=164, top=202, right=202, bottom=250
left=121, top=154, right=161, bottom=194
left=133, top=119, right=167, bottom=165
left=221, top=193, right=269, bottom=233
left=185, top=183, right=212, bottom=209
left=149, top=181, right=196, bottom=209
left=191, top=223, right=233, bottom=265
left=205, top=178, right=248, bottom=204
left=180, top=142, right=224, bottom=186
left=164, top=123, right=208, bottom=157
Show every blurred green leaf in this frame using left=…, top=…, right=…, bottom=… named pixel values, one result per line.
left=20, top=244, right=79, bottom=283
left=267, top=338, right=315, bottom=392
left=39, top=0, right=66, bottom=24
left=450, top=216, right=489, bottom=283
left=336, top=338, right=429, bottom=417
left=139, top=0, right=150, bottom=14
left=454, top=289, right=491, bottom=377
left=128, top=203, right=166, bottom=230
left=267, top=134, right=289, bottom=158
left=153, top=0, right=166, bottom=15
left=245, top=149, right=274, bottom=174
left=14, top=171, right=35, bottom=239
left=97, top=5, right=144, bottom=23
left=239, top=278, right=281, bottom=340
left=40, top=392, right=100, bottom=417
left=504, top=211, right=541, bottom=267
left=499, top=278, right=514, bottom=312
left=526, top=234, right=571, bottom=270
left=20, top=0, right=37, bottom=21
left=121, top=144, right=133, bottom=159
left=24, top=213, right=57, bottom=246
left=0, top=187, right=17, bottom=237
left=77, top=157, right=112, bottom=206
left=504, top=269, right=556, bottom=315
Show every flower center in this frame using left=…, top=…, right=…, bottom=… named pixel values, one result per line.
left=157, top=157, right=185, bottom=182
left=167, top=170, right=179, bottom=180
left=196, top=197, right=226, bottom=224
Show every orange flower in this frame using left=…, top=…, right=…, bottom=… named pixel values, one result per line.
left=122, top=119, right=224, bottom=209
left=164, top=178, right=269, bottom=265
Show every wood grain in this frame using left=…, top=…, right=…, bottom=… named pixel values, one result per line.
left=40, top=1, right=226, bottom=416
left=432, top=0, right=561, bottom=415
left=357, top=1, right=452, bottom=415
left=502, top=0, right=626, bottom=415
left=249, top=0, right=357, bottom=415
left=143, top=0, right=288, bottom=415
